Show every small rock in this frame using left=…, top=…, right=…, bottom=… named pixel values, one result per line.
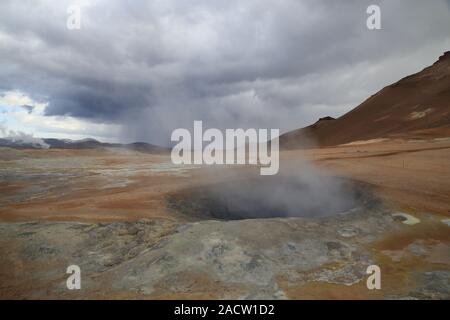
left=392, top=213, right=420, bottom=225
left=338, top=227, right=359, bottom=238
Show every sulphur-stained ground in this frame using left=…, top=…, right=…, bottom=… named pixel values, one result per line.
left=0, top=138, right=449, bottom=299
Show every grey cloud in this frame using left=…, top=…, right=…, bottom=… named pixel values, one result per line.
left=21, top=105, right=34, bottom=113
left=0, top=0, right=449, bottom=144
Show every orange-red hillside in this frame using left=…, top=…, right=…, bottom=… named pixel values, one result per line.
left=280, top=52, right=450, bottom=149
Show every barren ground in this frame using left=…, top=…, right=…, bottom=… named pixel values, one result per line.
left=0, top=138, right=449, bottom=299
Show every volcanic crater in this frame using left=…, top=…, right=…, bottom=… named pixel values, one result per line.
left=167, top=175, right=379, bottom=221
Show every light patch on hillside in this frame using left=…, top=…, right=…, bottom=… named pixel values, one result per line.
left=409, top=108, right=433, bottom=120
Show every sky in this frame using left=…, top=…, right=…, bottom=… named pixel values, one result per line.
left=1, top=0, right=450, bottom=145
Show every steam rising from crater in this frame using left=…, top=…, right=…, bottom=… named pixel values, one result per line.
left=168, top=159, right=376, bottom=220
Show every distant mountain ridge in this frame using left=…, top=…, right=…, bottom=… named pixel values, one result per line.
left=0, top=137, right=168, bottom=153
left=280, top=51, right=450, bottom=149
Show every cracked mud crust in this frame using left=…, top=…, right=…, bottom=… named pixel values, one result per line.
left=0, top=208, right=448, bottom=299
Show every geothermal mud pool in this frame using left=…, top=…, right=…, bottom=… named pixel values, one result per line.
left=167, top=176, right=378, bottom=220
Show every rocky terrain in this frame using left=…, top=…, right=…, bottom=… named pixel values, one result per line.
left=0, top=139, right=449, bottom=299
left=3, top=208, right=448, bottom=299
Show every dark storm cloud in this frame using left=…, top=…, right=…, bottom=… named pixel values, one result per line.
left=0, top=0, right=449, bottom=144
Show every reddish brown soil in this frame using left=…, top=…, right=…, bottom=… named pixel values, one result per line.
left=280, top=52, right=450, bottom=149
